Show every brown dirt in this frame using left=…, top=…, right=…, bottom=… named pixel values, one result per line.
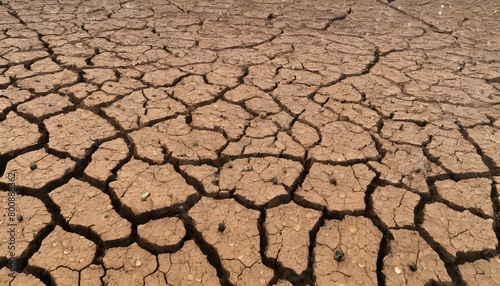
left=0, top=0, right=499, bottom=285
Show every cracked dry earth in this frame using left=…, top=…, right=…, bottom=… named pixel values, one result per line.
left=0, top=0, right=500, bottom=286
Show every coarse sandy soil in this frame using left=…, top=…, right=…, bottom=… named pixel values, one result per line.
left=1, top=0, right=500, bottom=285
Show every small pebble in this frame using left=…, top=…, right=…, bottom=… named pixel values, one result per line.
left=395, top=266, right=402, bottom=274
left=330, top=178, right=337, bottom=185
left=17, top=214, right=23, bottom=222
left=272, top=177, right=278, bottom=185
left=218, top=222, right=226, bottom=233
left=334, top=249, right=345, bottom=261
left=29, top=162, right=37, bottom=170
left=141, top=192, right=150, bottom=201
left=409, top=264, right=418, bottom=272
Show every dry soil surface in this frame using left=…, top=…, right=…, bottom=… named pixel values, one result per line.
left=1, top=0, right=500, bottom=285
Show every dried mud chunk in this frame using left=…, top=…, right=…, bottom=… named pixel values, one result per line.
left=0, top=267, right=44, bottom=285
left=422, top=202, right=496, bottom=261
left=0, top=86, right=33, bottom=107
left=314, top=216, right=382, bottom=285
left=104, top=88, right=185, bottom=130
left=110, top=159, right=198, bottom=216
left=4, top=149, right=75, bottom=189
left=51, top=266, right=79, bottom=285
left=222, top=132, right=305, bottom=160
left=224, top=84, right=269, bottom=103
left=316, top=82, right=363, bottom=102
left=459, top=256, right=500, bottom=285
left=372, top=185, right=420, bottom=228
left=189, top=197, right=274, bottom=285
left=130, top=117, right=227, bottom=164
left=82, top=68, right=118, bottom=84
left=295, top=163, right=375, bottom=213
left=84, top=138, right=129, bottom=183
left=50, top=178, right=131, bottom=242
left=158, top=240, right=220, bottom=285
left=325, top=101, right=381, bottom=131
left=16, top=69, right=77, bottom=93
left=0, top=194, right=51, bottom=258
left=426, top=129, right=489, bottom=173
left=103, top=243, right=157, bottom=286
left=142, top=68, right=186, bottom=86
left=298, top=102, right=338, bottom=128
left=171, top=75, right=225, bottom=107
left=219, top=48, right=269, bottom=66
left=384, top=229, right=451, bottom=285
left=192, top=101, right=252, bottom=140
left=180, top=164, right=225, bottom=196
left=44, top=109, right=117, bottom=159
left=381, top=120, right=430, bottom=145
left=101, top=77, right=145, bottom=95
left=206, top=63, right=245, bottom=88
left=369, top=141, right=442, bottom=193
left=309, top=121, right=378, bottom=163
left=0, top=113, right=40, bottom=156
left=467, top=125, right=500, bottom=169
left=219, top=157, right=303, bottom=207
left=80, top=264, right=105, bottom=286
left=291, top=121, right=319, bottom=148
left=245, top=118, right=279, bottom=139
left=137, top=217, right=185, bottom=251
left=266, top=202, right=322, bottom=274
left=17, top=93, right=72, bottom=120
left=245, top=64, right=279, bottom=90
left=163, top=48, right=218, bottom=66
left=59, top=82, right=98, bottom=100
left=435, top=178, right=494, bottom=217
left=29, top=225, right=95, bottom=271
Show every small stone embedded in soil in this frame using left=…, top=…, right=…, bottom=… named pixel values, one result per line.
left=314, top=216, right=382, bottom=285
left=334, top=249, right=345, bottom=261
left=218, top=222, right=226, bottom=233
left=141, top=192, right=150, bottom=201
left=29, top=162, right=37, bottom=170
left=266, top=202, right=322, bottom=274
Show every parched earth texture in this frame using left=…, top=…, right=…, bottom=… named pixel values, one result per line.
left=0, top=0, right=499, bottom=285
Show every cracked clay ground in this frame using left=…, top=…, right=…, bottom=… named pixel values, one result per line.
left=0, top=0, right=499, bottom=285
